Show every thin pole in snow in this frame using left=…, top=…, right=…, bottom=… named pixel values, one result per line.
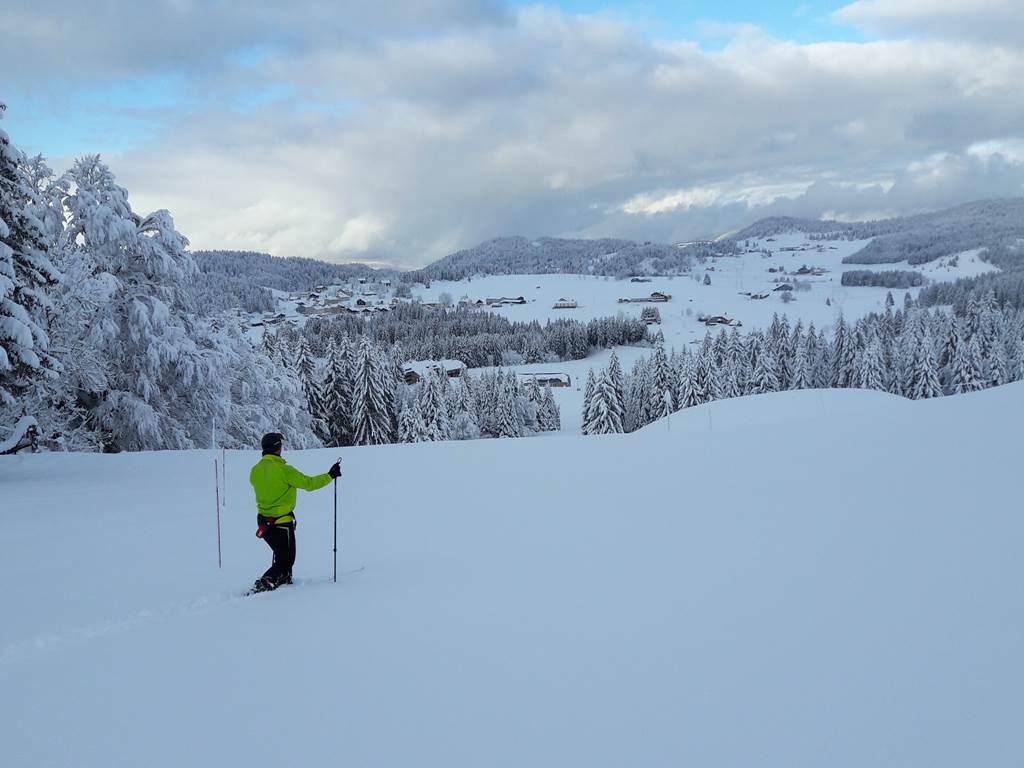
left=221, top=447, right=226, bottom=508
left=333, top=474, right=338, bottom=583
left=214, top=458, right=222, bottom=569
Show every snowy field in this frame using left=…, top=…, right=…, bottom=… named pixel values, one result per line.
left=410, top=233, right=997, bottom=354
left=406, top=233, right=999, bottom=432
left=3, top=384, right=1023, bottom=767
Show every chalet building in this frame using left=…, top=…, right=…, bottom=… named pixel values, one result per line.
left=617, top=291, right=672, bottom=304
left=773, top=284, right=794, bottom=292
left=629, top=276, right=652, bottom=283
left=552, top=298, right=578, bottom=309
left=517, top=372, right=572, bottom=388
left=699, top=315, right=742, bottom=327
left=402, top=359, right=467, bottom=385
left=485, top=296, right=527, bottom=306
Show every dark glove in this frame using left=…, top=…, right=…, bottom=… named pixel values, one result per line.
left=328, top=462, right=342, bottom=479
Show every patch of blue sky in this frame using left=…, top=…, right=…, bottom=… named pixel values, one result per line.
left=513, top=1, right=869, bottom=45
left=4, top=73, right=187, bottom=158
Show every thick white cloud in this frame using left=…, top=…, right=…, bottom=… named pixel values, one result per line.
left=834, top=0, right=1022, bottom=46
left=6, top=3, right=1024, bottom=265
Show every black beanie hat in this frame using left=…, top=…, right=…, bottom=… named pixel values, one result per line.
left=261, top=432, right=284, bottom=454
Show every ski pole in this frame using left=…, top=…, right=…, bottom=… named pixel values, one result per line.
left=333, top=456, right=342, bottom=583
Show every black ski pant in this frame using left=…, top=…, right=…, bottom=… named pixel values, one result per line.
left=258, top=521, right=296, bottom=591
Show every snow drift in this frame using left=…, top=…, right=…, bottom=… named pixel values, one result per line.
left=2, top=385, right=1023, bottom=767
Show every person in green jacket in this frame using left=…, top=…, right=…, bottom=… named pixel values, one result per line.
left=249, top=432, right=341, bottom=593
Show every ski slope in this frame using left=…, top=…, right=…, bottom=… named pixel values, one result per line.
left=3, top=385, right=1023, bottom=767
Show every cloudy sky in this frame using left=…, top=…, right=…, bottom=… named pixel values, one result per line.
left=3, top=0, right=1023, bottom=267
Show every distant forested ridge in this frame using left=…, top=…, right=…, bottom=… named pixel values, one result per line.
left=403, top=236, right=736, bottom=282
left=196, top=249, right=392, bottom=290
left=731, top=198, right=1024, bottom=310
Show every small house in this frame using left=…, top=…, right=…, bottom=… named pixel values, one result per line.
left=402, top=359, right=467, bottom=385
left=630, top=277, right=652, bottom=283
left=553, top=298, right=578, bottom=309
left=517, top=373, right=571, bottom=388
left=773, top=284, right=794, bottom=292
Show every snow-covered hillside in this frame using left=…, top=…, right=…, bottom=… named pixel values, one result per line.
left=4, top=384, right=1023, bottom=767
left=410, top=231, right=994, bottom=352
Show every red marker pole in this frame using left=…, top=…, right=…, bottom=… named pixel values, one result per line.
left=214, top=458, right=222, bottom=569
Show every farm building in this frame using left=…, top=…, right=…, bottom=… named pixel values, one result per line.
left=699, top=315, right=742, bottom=327
left=517, top=372, right=572, bottom=388
left=485, top=296, right=527, bottom=306
left=617, top=291, right=672, bottom=304
left=402, top=359, right=467, bottom=385
left=552, top=298, right=578, bottom=309
left=629, top=276, right=652, bottom=283
left=773, top=284, right=794, bottom=292
left=794, top=265, right=826, bottom=276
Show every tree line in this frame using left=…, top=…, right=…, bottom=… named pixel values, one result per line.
left=583, top=292, right=1024, bottom=434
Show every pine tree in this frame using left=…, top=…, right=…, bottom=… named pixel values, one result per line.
left=322, top=337, right=354, bottom=446
left=295, top=335, right=329, bottom=442
left=351, top=337, right=395, bottom=445
left=420, top=371, right=451, bottom=441
left=0, top=104, right=61, bottom=413
left=790, top=339, right=812, bottom=390
left=857, top=339, right=887, bottom=391
left=583, top=369, right=624, bottom=434
left=832, top=316, right=856, bottom=388
left=495, top=373, right=523, bottom=438
left=950, top=335, right=984, bottom=394
left=906, top=329, right=943, bottom=400
left=607, top=350, right=626, bottom=416
left=650, top=337, right=674, bottom=409
left=539, top=386, right=560, bottom=431
left=677, top=356, right=701, bottom=409
left=398, top=397, right=430, bottom=443
left=582, top=368, right=597, bottom=428
left=694, top=342, right=721, bottom=403
left=749, top=347, right=780, bottom=395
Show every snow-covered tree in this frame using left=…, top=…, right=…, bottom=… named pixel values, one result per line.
left=398, top=396, right=430, bottom=443
left=856, top=339, right=887, bottom=392
left=538, top=386, right=560, bottom=431
left=905, top=328, right=943, bottom=400
left=495, top=373, right=523, bottom=438
left=48, top=156, right=219, bottom=450
left=949, top=335, right=984, bottom=394
left=420, top=371, right=452, bottom=442
left=322, top=337, right=354, bottom=446
left=583, top=369, right=624, bottom=434
left=749, top=346, right=780, bottom=395
left=351, top=337, right=395, bottom=445
left=0, top=105, right=61, bottom=416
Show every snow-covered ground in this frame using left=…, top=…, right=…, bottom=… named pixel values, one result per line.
left=410, top=233, right=997, bottom=354
left=3, top=384, right=1023, bottom=767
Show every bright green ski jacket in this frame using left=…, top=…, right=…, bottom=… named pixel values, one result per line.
left=249, top=454, right=332, bottom=524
